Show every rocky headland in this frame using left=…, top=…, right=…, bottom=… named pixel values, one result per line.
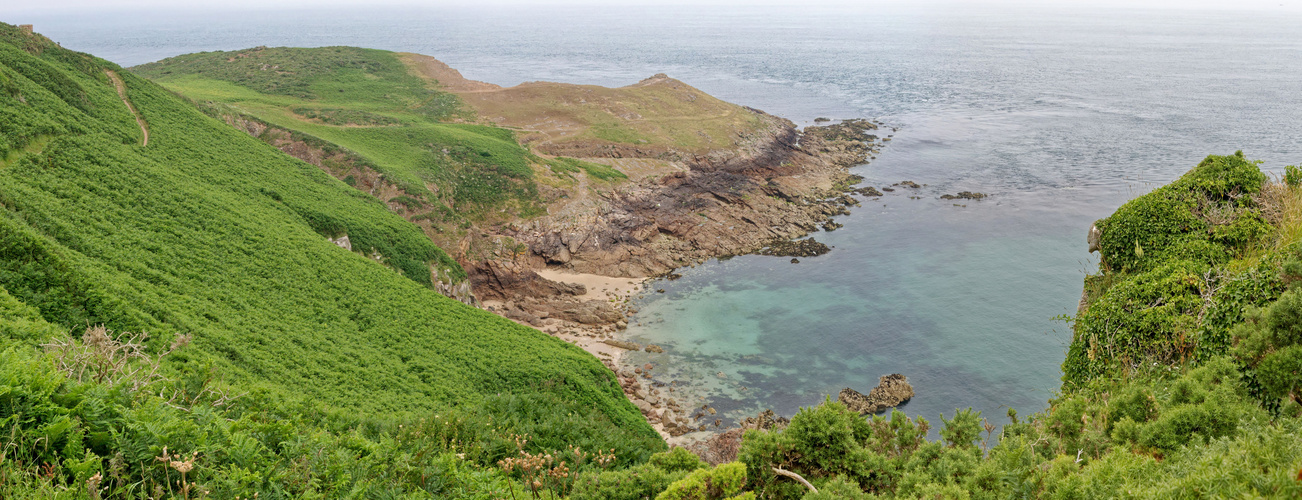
left=201, top=57, right=914, bottom=441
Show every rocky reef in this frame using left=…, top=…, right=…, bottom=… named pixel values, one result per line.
left=756, top=237, right=832, bottom=258
left=940, top=191, right=988, bottom=200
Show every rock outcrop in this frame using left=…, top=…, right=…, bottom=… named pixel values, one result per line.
left=940, top=191, right=987, bottom=200
left=1087, top=223, right=1103, bottom=254
left=505, top=118, right=885, bottom=278
left=740, top=409, right=791, bottom=430
left=838, top=374, right=914, bottom=415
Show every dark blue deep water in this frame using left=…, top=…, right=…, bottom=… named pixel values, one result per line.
left=15, top=2, right=1302, bottom=429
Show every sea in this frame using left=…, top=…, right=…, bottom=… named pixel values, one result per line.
left=14, top=1, right=1302, bottom=429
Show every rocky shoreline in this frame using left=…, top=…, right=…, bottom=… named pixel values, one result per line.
left=464, top=116, right=913, bottom=441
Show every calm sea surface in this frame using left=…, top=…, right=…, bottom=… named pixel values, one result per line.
left=16, top=3, right=1302, bottom=428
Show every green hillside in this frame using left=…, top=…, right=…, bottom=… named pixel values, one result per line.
left=131, top=46, right=576, bottom=226
left=0, top=22, right=659, bottom=497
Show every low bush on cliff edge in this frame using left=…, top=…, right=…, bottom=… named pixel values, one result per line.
left=1066, top=152, right=1282, bottom=386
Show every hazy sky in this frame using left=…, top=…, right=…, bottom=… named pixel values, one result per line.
left=4, top=0, right=1301, bottom=12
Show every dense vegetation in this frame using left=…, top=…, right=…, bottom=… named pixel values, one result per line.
left=0, top=23, right=657, bottom=498
left=3, top=23, right=1299, bottom=499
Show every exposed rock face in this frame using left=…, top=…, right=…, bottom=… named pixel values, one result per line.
left=686, top=428, right=745, bottom=466
left=740, top=409, right=791, bottom=430
left=839, top=374, right=914, bottom=415
left=505, top=118, right=885, bottom=277
left=468, top=260, right=584, bottom=302
left=1087, top=223, right=1103, bottom=254
left=329, top=234, right=353, bottom=251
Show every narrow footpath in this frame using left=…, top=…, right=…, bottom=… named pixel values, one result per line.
left=105, top=70, right=148, bottom=146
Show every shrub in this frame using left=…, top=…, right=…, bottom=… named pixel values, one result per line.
left=802, top=476, right=870, bottom=499
left=656, top=462, right=747, bottom=500
left=938, top=408, right=982, bottom=449
left=1065, top=260, right=1205, bottom=385
left=1285, top=165, right=1302, bottom=187
left=1107, top=386, right=1156, bottom=434
left=571, top=463, right=687, bottom=500
left=651, top=447, right=709, bottom=473
left=1234, top=288, right=1302, bottom=407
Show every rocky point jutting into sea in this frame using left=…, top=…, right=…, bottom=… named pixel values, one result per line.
left=464, top=113, right=908, bottom=439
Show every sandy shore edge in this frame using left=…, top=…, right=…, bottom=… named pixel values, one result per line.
left=528, top=269, right=647, bottom=372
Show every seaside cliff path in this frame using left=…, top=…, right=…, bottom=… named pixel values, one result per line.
left=105, top=70, right=149, bottom=146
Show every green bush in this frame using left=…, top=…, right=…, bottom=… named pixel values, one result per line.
left=1095, top=152, right=1266, bottom=274
left=547, top=156, right=628, bottom=181
left=938, top=408, right=982, bottom=449
left=1065, top=260, right=1205, bottom=385
left=1234, top=288, right=1302, bottom=407
left=1107, top=386, right=1157, bottom=434
left=1285, top=165, right=1302, bottom=187
left=571, top=463, right=687, bottom=500
left=650, top=447, right=709, bottom=473
left=657, top=462, right=747, bottom=500
left=802, top=476, right=870, bottom=499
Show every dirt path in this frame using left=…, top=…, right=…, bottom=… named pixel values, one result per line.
left=105, top=70, right=148, bottom=146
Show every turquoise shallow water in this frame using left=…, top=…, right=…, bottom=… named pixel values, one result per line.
left=619, top=157, right=1092, bottom=426
left=18, top=2, right=1302, bottom=427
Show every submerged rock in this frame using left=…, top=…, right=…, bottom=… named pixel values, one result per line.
left=940, top=191, right=987, bottom=200
left=838, top=373, right=914, bottom=415
left=602, top=339, right=642, bottom=350
left=855, top=186, right=884, bottom=197
left=758, top=238, right=832, bottom=258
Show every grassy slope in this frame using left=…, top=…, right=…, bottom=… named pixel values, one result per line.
left=449, top=74, right=765, bottom=150
left=0, top=24, right=645, bottom=431
left=132, top=47, right=564, bottom=222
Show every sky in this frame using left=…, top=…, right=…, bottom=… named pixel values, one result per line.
left=3, top=0, right=1301, bottom=12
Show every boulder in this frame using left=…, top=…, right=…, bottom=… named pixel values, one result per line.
left=839, top=373, right=914, bottom=415
left=559, top=300, right=624, bottom=325
left=740, top=409, right=790, bottom=430
left=603, top=339, right=641, bottom=350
